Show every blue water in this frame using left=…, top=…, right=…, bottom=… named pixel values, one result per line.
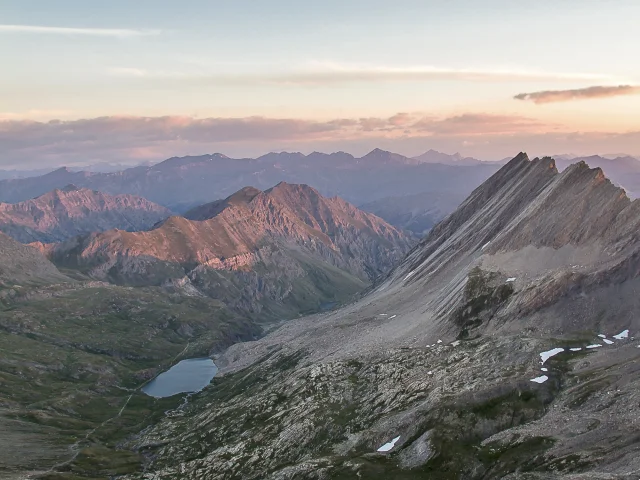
left=142, top=358, right=218, bottom=398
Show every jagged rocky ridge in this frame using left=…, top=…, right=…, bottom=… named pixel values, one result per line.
left=0, top=185, right=171, bottom=243
left=121, top=154, right=640, bottom=479
left=38, top=183, right=412, bottom=318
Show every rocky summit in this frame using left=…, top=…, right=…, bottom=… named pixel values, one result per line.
left=119, top=154, right=640, bottom=479
left=0, top=185, right=171, bottom=243
left=37, top=182, right=413, bottom=319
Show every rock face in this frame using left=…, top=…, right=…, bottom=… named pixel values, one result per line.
left=121, top=153, right=640, bottom=479
left=0, top=185, right=171, bottom=243
left=555, top=154, right=640, bottom=197
left=40, top=183, right=412, bottom=318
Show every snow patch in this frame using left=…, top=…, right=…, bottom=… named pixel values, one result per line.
left=379, top=314, right=388, bottom=316
left=506, top=277, right=516, bottom=282
left=530, top=375, right=549, bottom=384
left=603, top=339, right=614, bottom=345
left=569, top=347, right=582, bottom=352
left=437, top=339, right=443, bottom=344
left=586, top=344, right=602, bottom=349
left=389, top=315, right=397, bottom=319
left=481, top=242, right=491, bottom=250
left=540, top=348, right=565, bottom=365
left=451, top=340, right=461, bottom=347
left=598, top=334, right=607, bottom=338
left=541, top=367, right=548, bottom=372
left=613, top=329, right=629, bottom=340
left=404, top=270, right=416, bottom=281
left=377, top=435, right=401, bottom=452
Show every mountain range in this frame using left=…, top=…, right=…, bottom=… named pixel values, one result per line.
left=0, top=185, right=171, bottom=243
left=360, top=190, right=468, bottom=236
left=2, top=150, right=639, bottom=240
left=3, top=151, right=640, bottom=479
left=116, top=153, right=640, bottom=479
left=36, top=182, right=412, bottom=318
left=0, top=149, right=501, bottom=215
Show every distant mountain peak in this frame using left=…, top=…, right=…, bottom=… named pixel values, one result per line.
left=46, top=166, right=72, bottom=176
left=364, top=148, right=392, bottom=157
left=266, top=181, right=320, bottom=197
left=413, top=149, right=479, bottom=165
left=0, top=187, right=170, bottom=243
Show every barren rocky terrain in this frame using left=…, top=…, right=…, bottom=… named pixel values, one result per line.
left=4, top=153, right=640, bottom=479
left=118, top=154, right=640, bottom=479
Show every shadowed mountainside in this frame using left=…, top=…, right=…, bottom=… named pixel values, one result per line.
left=0, top=231, right=68, bottom=290
left=360, top=190, right=467, bottom=236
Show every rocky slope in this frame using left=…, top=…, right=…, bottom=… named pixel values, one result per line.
left=38, top=183, right=413, bottom=318
left=555, top=154, right=640, bottom=197
left=0, top=184, right=171, bottom=243
left=119, top=154, right=640, bottom=479
left=0, top=231, right=68, bottom=291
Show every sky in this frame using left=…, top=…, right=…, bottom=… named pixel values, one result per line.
left=1, top=0, right=640, bottom=168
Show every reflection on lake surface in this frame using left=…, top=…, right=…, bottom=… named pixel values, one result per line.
left=142, top=358, right=218, bottom=398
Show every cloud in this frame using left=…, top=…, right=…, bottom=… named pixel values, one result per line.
left=105, top=61, right=615, bottom=86
left=388, top=113, right=415, bottom=126
left=1, top=113, right=636, bottom=168
left=0, top=24, right=160, bottom=37
left=0, top=116, right=358, bottom=167
left=284, top=62, right=614, bottom=85
left=514, top=85, right=640, bottom=104
left=0, top=109, right=74, bottom=121
left=413, top=114, right=547, bottom=135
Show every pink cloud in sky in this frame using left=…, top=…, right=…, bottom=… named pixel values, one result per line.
left=514, top=85, right=640, bottom=104
left=0, top=113, right=638, bottom=168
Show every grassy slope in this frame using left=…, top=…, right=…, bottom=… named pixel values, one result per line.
left=0, top=284, right=259, bottom=479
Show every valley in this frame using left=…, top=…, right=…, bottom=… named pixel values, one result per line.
left=5, top=3, right=640, bottom=478
left=0, top=179, right=411, bottom=478
left=116, top=154, right=640, bottom=479
left=2, top=153, right=640, bottom=479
